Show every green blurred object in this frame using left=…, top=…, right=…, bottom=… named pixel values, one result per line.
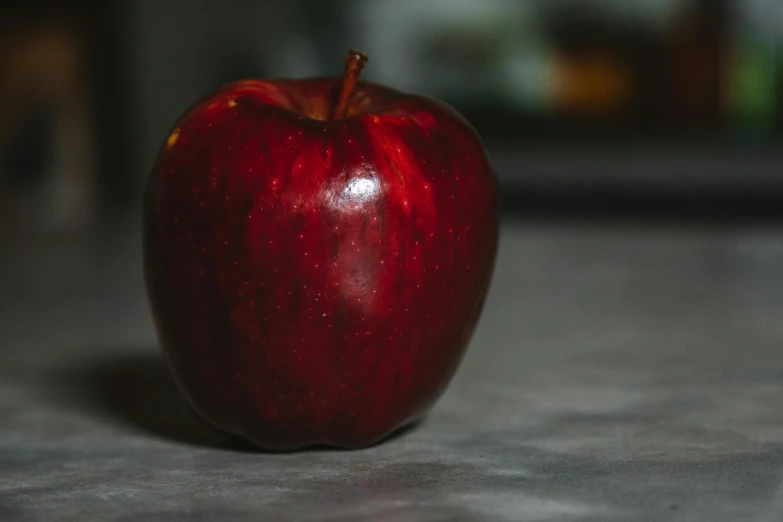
left=732, top=31, right=778, bottom=136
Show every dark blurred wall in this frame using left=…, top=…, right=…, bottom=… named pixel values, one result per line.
left=4, top=0, right=783, bottom=231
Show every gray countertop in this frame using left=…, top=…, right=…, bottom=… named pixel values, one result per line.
left=3, top=220, right=783, bottom=521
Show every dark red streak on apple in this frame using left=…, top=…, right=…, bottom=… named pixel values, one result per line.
left=143, top=60, right=498, bottom=450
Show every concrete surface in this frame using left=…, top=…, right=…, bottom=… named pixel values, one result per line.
left=3, top=221, right=783, bottom=521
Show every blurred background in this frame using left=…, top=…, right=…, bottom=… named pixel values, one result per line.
left=2, top=0, right=783, bottom=235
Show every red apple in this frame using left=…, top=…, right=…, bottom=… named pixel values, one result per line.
left=143, top=51, right=498, bottom=450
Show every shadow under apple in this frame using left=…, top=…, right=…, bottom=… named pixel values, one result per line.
left=53, top=350, right=256, bottom=451
left=52, top=349, right=421, bottom=452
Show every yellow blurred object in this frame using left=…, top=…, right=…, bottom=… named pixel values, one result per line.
left=0, top=11, right=95, bottom=229
left=550, top=51, right=635, bottom=116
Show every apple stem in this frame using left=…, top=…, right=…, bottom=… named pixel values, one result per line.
left=331, top=49, right=368, bottom=120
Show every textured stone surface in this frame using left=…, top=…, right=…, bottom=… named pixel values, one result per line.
left=3, top=221, right=783, bottom=521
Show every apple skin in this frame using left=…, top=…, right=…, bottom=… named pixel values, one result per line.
left=143, top=78, right=498, bottom=450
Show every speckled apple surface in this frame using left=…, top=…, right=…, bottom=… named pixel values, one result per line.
left=143, top=77, right=498, bottom=449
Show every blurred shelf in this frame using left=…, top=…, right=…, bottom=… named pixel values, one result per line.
left=491, top=141, right=783, bottom=192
